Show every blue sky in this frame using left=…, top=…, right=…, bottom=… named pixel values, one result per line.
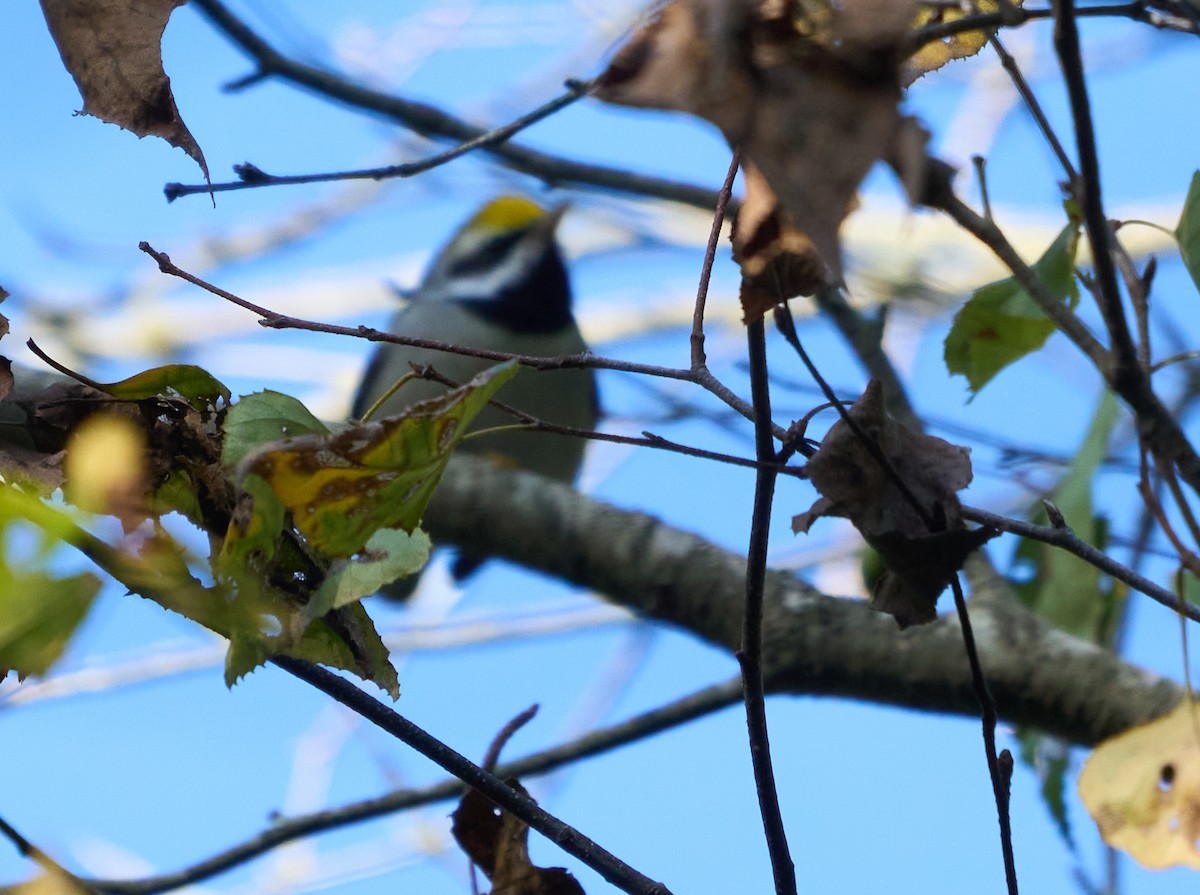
left=2, top=2, right=1200, bottom=894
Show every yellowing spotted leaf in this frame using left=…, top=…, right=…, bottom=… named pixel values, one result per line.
left=1079, top=698, right=1200, bottom=870
left=236, top=362, right=519, bottom=559
left=906, top=0, right=1024, bottom=84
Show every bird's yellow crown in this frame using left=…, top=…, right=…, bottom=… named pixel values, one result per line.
left=466, top=196, right=547, bottom=235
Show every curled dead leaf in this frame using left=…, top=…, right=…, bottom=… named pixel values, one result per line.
left=452, top=779, right=586, bottom=895
left=732, top=163, right=825, bottom=323
left=794, top=381, right=995, bottom=626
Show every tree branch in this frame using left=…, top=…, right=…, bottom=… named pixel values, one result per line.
left=420, top=454, right=1181, bottom=746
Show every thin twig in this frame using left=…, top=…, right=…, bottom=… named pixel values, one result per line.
left=809, top=286, right=917, bottom=427
left=739, top=316, right=796, bottom=895
left=989, top=34, right=1077, bottom=180
left=81, top=678, right=742, bottom=895
left=0, top=814, right=85, bottom=884
left=1053, top=0, right=1140, bottom=378
left=949, top=575, right=1020, bottom=895
left=137, top=241, right=793, bottom=444
left=482, top=705, right=540, bottom=772
left=962, top=505, right=1200, bottom=622
left=165, top=83, right=591, bottom=201
left=271, top=657, right=672, bottom=895
left=179, top=0, right=729, bottom=213
left=415, top=363, right=805, bottom=477
left=909, top=1, right=1196, bottom=50
left=692, top=151, right=741, bottom=370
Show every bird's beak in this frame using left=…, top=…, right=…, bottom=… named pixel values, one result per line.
left=528, top=202, right=569, bottom=239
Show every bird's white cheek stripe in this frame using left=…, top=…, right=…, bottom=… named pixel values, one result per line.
left=445, top=240, right=542, bottom=302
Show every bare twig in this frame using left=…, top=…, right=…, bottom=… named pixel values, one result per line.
left=81, top=677, right=742, bottom=895
left=137, top=241, right=793, bottom=444
left=962, top=505, right=1200, bottom=623
left=989, top=34, right=1077, bottom=180
left=415, top=363, right=804, bottom=477
left=910, top=1, right=1197, bottom=50
left=0, top=814, right=88, bottom=889
left=740, top=316, right=796, bottom=895
left=165, top=82, right=592, bottom=201
left=481, top=705, right=540, bottom=772
left=1053, top=0, right=1140, bottom=378
left=949, top=576, right=1020, bottom=895
left=180, top=0, right=728, bottom=213
left=772, top=304, right=1017, bottom=887
left=692, top=151, right=741, bottom=370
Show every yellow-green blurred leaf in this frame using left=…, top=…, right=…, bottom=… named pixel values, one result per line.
left=1014, top=390, right=1125, bottom=643
left=945, top=223, right=1080, bottom=395
left=1080, top=698, right=1200, bottom=870
left=149, top=468, right=205, bottom=527
left=240, top=362, right=519, bottom=559
left=1017, top=729, right=1073, bottom=845
left=0, top=566, right=99, bottom=679
left=99, top=363, right=230, bottom=408
left=63, top=413, right=148, bottom=526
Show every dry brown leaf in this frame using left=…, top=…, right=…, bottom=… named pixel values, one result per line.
left=0, top=447, right=65, bottom=495
left=794, top=381, right=995, bottom=626
left=732, top=163, right=824, bottom=322
left=598, top=0, right=920, bottom=283
left=452, top=779, right=586, bottom=895
left=40, top=0, right=210, bottom=181
left=1080, top=698, right=1200, bottom=871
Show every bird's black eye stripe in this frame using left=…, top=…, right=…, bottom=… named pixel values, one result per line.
left=445, top=230, right=525, bottom=278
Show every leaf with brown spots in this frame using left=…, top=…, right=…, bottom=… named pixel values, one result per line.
left=40, top=0, right=209, bottom=181
left=236, top=362, right=519, bottom=559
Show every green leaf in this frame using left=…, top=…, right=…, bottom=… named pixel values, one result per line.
left=1013, top=390, right=1125, bottom=644
left=0, top=567, right=100, bottom=679
left=100, top=363, right=231, bottom=408
left=0, top=491, right=102, bottom=677
left=222, top=390, right=330, bottom=469
left=1176, top=170, right=1200, bottom=294
left=944, top=224, right=1080, bottom=395
left=238, top=361, right=519, bottom=559
left=1017, top=729, right=1073, bottom=846
left=149, top=468, right=205, bottom=527
left=306, top=527, right=431, bottom=620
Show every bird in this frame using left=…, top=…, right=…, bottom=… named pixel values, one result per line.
left=352, top=195, right=598, bottom=598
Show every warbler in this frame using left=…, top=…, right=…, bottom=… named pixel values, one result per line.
left=352, top=196, right=598, bottom=597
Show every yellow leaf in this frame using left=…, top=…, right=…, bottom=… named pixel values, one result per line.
left=1079, top=698, right=1200, bottom=870
left=907, top=0, right=1024, bottom=83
